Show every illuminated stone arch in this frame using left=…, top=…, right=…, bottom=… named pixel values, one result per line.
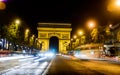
left=37, top=23, right=72, bottom=54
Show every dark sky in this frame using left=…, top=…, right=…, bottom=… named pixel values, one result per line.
left=1, top=0, right=120, bottom=35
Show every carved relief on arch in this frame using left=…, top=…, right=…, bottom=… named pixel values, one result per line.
left=48, top=33, right=61, bottom=38
left=39, top=33, right=47, bottom=38
left=62, top=34, right=69, bottom=39
left=63, top=41, right=68, bottom=46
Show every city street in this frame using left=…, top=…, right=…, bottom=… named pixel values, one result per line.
left=47, top=55, right=120, bottom=75
left=0, top=55, right=120, bottom=75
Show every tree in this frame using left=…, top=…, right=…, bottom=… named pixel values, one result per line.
left=90, top=25, right=111, bottom=44
left=5, top=22, right=19, bottom=44
left=29, top=35, right=35, bottom=46
left=104, top=26, right=113, bottom=43
left=0, top=24, right=8, bottom=38
left=91, top=28, right=98, bottom=43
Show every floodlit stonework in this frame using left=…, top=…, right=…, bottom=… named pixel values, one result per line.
left=37, top=23, right=72, bottom=53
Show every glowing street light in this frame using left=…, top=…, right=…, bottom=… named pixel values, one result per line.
left=107, top=0, right=120, bottom=13
left=26, top=29, right=29, bottom=33
left=14, top=19, right=20, bottom=29
left=13, top=19, right=21, bottom=35
left=115, top=0, right=120, bottom=6
left=87, top=20, right=96, bottom=43
left=109, top=24, right=112, bottom=28
left=71, top=38, right=73, bottom=41
left=78, top=30, right=83, bottom=36
left=109, top=24, right=115, bottom=45
left=73, top=35, right=77, bottom=39
left=15, top=19, right=20, bottom=24
left=0, top=0, right=3, bottom=1
left=88, top=20, right=95, bottom=29
left=0, top=1, right=6, bottom=10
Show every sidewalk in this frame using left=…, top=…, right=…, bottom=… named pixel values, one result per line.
left=70, top=54, right=120, bottom=62
left=101, top=56, right=120, bottom=62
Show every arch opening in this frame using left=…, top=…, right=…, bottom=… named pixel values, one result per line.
left=49, top=36, right=59, bottom=53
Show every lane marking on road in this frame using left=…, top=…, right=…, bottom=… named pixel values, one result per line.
left=42, top=57, right=55, bottom=75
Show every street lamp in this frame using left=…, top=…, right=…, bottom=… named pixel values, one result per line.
left=87, top=20, right=95, bottom=43
left=14, top=19, right=20, bottom=31
left=15, top=19, right=20, bottom=25
left=109, top=24, right=115, bottom=45
left=0, top=0, right=6, bottom=10
left=70, top=38, right=73, bottom=51
left=14, top=19, right=21, bottom=41
left=107, top=0, right=120, bottom=13
left=78, top=30, right=84, bottom=45
left=116, top=0, right=120, bottom=6
left=78, top=30, right=83, bottom=36
left=109, top=24, right=112, bottom=28
left=26, top=29, right=29, bottom=33
left=87, top=20, right=95, bottom=29
left=73, top=35, right=77, bottom=49
left=71, top=38, right=73, bottom=41
left=73, top=35, right=77, bottom=39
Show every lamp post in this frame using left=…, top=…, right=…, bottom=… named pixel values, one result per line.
left=87, top=20, right=95, bottom=43
left=109, top=24, right=115, bottom=45
left=70, top=38, right=73, bottom=51
left=73, top=35, right=77, bottom=49
left=78, top=30, right=84, bottom=45
left=15, top=19, right=20, bottom=39
left=14, top=19, right=20, bottom=30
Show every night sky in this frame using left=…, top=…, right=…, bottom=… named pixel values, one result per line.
left=1, top=0, right=120, bottom=36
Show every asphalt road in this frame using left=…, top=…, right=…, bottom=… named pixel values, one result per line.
left=47, top=55, right=120, bottom=75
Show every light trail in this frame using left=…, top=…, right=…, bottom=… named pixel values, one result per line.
left=0, top=57, right=50, bottom=75
left=0, top=55, right=33, bottom=61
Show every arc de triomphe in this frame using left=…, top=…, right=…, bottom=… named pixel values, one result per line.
left=37, top=23, right=72, bottom=53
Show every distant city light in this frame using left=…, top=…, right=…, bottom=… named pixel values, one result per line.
left=107, top=0, right=120, bottom=13
left=9, top=43, right=12, bottom=45
left=116, top=0, right=120, bottom=6
left=0, top=41, right=2, bottom=44
left=88, top=21, right=95, bottom=28
left=16, top=45, right=18, bottom=47
left=0, top=0, right=7, bottom=2
left=0, top=0, right=4, bottom=2
left=71, top=38, right=73, bottom=41
left=109, top=24, right=112, bottom=28
left=0, top=1, right=6, bottom=10
left=73, top=35, right=77, bottom=39
left=78, top=30, right=83, bottom=35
